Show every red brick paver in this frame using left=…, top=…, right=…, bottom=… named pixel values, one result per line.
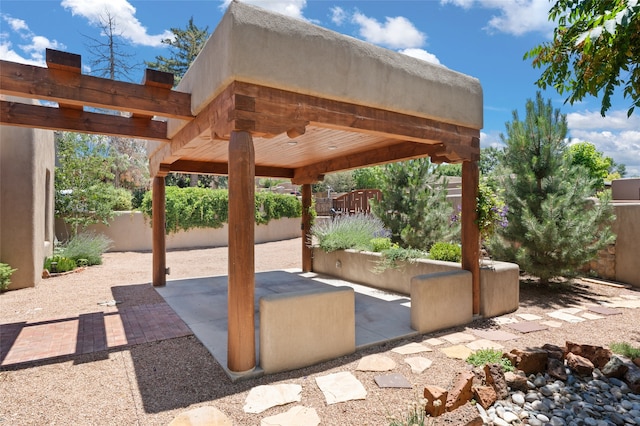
left=0, top=303, right=192, bottom=366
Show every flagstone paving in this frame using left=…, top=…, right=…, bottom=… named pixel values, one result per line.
left=260, top=406, right=320, bottom=426
left=391, top=342, right=432, bottom=354
left=405, top=356, right=433, bottom=374
left=374, top=372, right=413, bottom=388
left=315, top=372, right=367, bottom=404
left=507, top=321, right=549, bottom=333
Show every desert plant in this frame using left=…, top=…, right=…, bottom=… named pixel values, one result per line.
left=374, top=246, right=427, bottom=272
left=387, top=393, right=433, bottom=426
left=428, top=242, right=462, bottom=263
left=369, top=237, right=393, bottom=252
left=610, top=342, right=640, bottom=359
left=60, top=232, right=112, bottom=266
left=44, top=255, right=77, bottom=273
left=311, top=214, right=388, bottom=252
left=466, top=349, right=514, bottom=372
left=0, top=263, right=17, bottom=292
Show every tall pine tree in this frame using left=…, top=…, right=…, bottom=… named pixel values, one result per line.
left=490, top=93, right=615, bottom=284
left=371, top=159, right=458, bottom=251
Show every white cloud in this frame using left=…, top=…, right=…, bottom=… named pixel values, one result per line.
left=399, top=48, right=441, bottom=65
left=331, top=6, right=346, bottom=26
left=0, top=14, right=64, bottom=66
left=61, top=0, right=173, bottom=47
left=219, top=0, right=307, bottom=20
left=567, top=110, right=640, bottom=177
left=441, top=0, right=555, bottom=37
left=351, top=12, right=426, bottom=49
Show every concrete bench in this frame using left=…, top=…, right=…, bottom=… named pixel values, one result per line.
left=410, top=270, right=473, bottom=334
left=259, top=286, right=355, bottom=374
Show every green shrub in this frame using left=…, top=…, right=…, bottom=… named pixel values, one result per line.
left=141, top=187, right=302, bottom=234
left=374, top=246, right=427, bottom=272
left=131, top=188, right=147, bottom=209
left=428, top=242, right=462, bottom=263
left=466, top=349, right=514, bottom=372
left=0, top=263, right=17, bottom=292
left=111, top=187, right=133, bottom=211
left=311, top=214, right=389, bottom=252
left=44, top=255, right=77, bottom=273
left=610, top=342, right=640, bottom=359
left=60, top=232, right=112, bottom=266
left=369, top=237, right=392, bottom=252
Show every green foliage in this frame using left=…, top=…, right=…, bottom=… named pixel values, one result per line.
left=55, top=132, right=117, bottom=236
left=466, top=349, right=514, bottom=372
left=480, top=147, right=505, bottom=176
left=141, top=187, right=301, bottom=234
left=60, top=232, right=112, bottom=266
left=353, top=166, right=384, bottom=189
left=438, top=163, right=462, bottom=177
left=254, top=191, right=302, bottom=225
left=313, top=171, right=356, bottom=194
left=44, top=255, right=77, bottom=273
left=374, top=246, right=427, bottom=272
left=428, top=242, right=462, bottom=263
left=145, top=17, right=209, bottom=85
left=475, top=182, right=508, bottom=242
left=311, top=214, right=388, bottom=252
left=369, top=237, right=393, bottom=252
left=111, top=187, right=133, bottom=211
left=0, top=263, right=17, bottom=292
left=489, top=93, right=615, bottom=284
left=566, top=142, right=613, bottom=191
left=371, top=158, right=459, bottom=251
left=610, top=342, right=640, bottom=359
left=525, top=0, right=639, bottom=117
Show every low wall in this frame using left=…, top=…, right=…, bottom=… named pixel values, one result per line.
left=56, top=212, right=301, bottom=252
left=259, top=286, right=355, bottom=374
left=312, top=248, right=520, bottom=318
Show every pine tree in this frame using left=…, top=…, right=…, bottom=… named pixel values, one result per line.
left=371, top=159, right=458, bottom=251
left=489, top=93, right=615, bottom=284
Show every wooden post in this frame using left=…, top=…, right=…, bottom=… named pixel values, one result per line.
left=227, top=130, right=256, bottom=373
left=301, top=183, right=313, bottom=272
left=461, top=160, right=480, bottom=315
left=152, top=175, right=166, bottom=287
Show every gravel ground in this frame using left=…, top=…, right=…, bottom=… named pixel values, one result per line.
left=1, top=237, right=639, bottom=425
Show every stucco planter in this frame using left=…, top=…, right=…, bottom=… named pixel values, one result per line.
left=311, top=248, right=519, bottom=319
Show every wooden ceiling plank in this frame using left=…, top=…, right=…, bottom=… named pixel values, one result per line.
left=292, top=141, right=445, bottom=184
left=0, top=100, right=168, bottom=141
left=0, top=59, right=192, bottom=120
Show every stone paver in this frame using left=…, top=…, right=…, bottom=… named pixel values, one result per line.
left=315, top=372, right=367, bottom=404
left=516, top=313, right=543, bottom=321
left=494, top=317, right=519, bottom=325
left=405, top=357, right=433, bottom=374
left=392, top=342, right=432, bottom=355
left=470, top=329, right=520, bottom=341
left=588, top=305, right=622, bottom=316
left=441, top=332, right=476, bottom=344
left=424, top=337, right=446, bottom=346
left=169, top=406, right=232, bottom=426
left=374, top=373, right=412, bottom=388
left=466, top=339, right=504, bottom=351
left=243, top=384, right=302, bottom=414
left=581, top=312, right=604, bottom=320
left=441, top=345, right=474, bottom=360
left=540, top=320, right=563, bottom=328
left=507, top=322, right=549, bottom=333
left=260, top=406, right=320, bottom=426
left=547, top=311, right=586, bottom=323
left=356, top=354, right=396, bottom=371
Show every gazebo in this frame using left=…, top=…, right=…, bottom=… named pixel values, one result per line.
left=0, top=2, right=482, bottom=375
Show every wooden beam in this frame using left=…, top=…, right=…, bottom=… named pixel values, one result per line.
left=461, top=160, right=480, bottom=315
left=292, top=141, right=445, bottom=184
left=301, top=184, right=313, bottom=272
left=227, top=130, right=256, bottom=373
left=233, top=82, right=480, bottom=151
left=0, top=55, right=192, bottom=120
left=152, top=176, right=167, bottom=287
left=167, top=159, right=294, bottom=178
left=0, top=101, right=169, bottom=141
left=142, top=69, right=174, bottom=89
left=46, top=49, right=81, bottom=73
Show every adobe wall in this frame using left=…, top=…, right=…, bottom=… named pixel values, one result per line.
left=612, top=178, right=640, bottom=200
left=0, top=125, right=55, bottom=290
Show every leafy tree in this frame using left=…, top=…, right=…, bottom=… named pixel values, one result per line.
left=489, top=93, right=615, bottom=284
left=525, top=0, right=639, bottom=117
left=313, top=171, right=356, bottom=194
left=145, top=17, right=209, bottom=85
left=566, top=141, right=613, bottom=191
left=55, top=132, right=119, bottom=236
left=480, top=146, right=505, bottom=175
left=353, top=166, right=384, bottom=189
left=438, top=163, right=462, bottom=177
left=371, top=159, right=458, bottom=251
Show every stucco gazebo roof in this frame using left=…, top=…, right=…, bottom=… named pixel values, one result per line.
left=147, top=1, right=482, bottom=182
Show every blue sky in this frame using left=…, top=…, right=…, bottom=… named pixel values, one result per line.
left=1, top=0, right=639, bottom=176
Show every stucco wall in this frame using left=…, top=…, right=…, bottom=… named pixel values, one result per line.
left=612, top=203, right=640, bottom=287
left=0, top=125, right=55, bottom=290
left=612, top=178, right=640, bottom=200
left=56, top=212, right=301, bottom=252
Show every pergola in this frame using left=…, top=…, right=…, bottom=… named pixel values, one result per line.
left=0, top=2, right=482, bottom=374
